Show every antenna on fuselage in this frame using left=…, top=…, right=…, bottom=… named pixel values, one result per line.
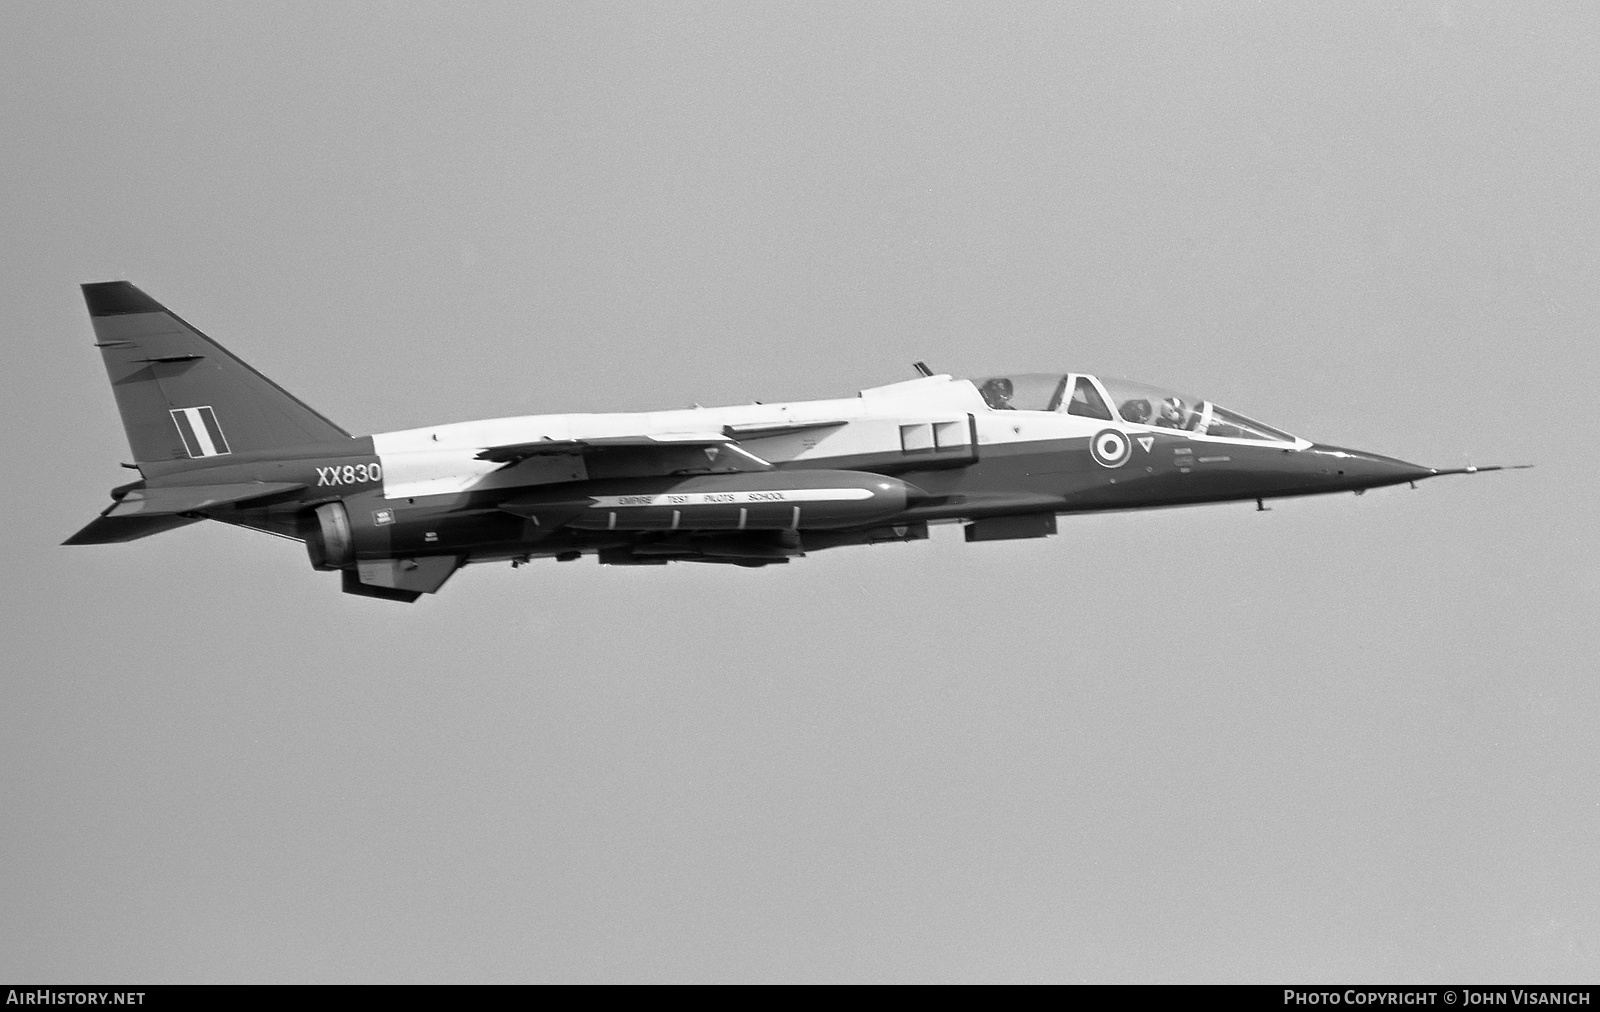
left=912, top=361, right=933, bottom=377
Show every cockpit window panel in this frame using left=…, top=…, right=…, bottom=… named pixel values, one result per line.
left=1064, top=375, right=1113, bottom=420
left=1094, top=375, right=1297, bottom=443
left=1098, top=377, right=1203, bottom=431
left=974, top=373, right=1068, bottom=411
left=966, top=372, right=1300, bottom=442
left=1202, top=406, right=1297, bottom=443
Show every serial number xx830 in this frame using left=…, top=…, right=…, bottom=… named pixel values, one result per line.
left=315, top=462, right=382, bottom=487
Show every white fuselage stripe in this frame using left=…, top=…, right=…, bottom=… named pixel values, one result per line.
left=588, top=488, right=874, bottom=508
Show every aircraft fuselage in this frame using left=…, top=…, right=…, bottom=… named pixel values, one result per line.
left=68, top=282, right=1515, bottom=601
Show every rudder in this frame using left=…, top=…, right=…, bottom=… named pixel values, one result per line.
left=82, top=281, right=352, bottom=474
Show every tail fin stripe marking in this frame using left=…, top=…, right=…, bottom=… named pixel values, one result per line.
left=187, top=408, right=217, bottom=455
left=170, top=406, right=230, bottom=458
left=170, top=408, right=203, bottom=457
left=183, top=408, right=216, bottom=456
left=198, top=406, right=230, bottom=455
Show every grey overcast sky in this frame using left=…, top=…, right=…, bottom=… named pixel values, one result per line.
left=3, top=1, right=1597, bottom=983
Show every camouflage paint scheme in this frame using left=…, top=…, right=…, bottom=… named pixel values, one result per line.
left=66, top=282, right=1520, bottom=603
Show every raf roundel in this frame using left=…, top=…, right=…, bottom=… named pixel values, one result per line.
left=1090, top=428, right=1132, bottom=468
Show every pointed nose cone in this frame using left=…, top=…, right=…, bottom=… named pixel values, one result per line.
left=1306, top=444, right=1437, bottom=490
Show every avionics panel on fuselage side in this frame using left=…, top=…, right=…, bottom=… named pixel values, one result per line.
left=65, top=282, right=1525, bottom=602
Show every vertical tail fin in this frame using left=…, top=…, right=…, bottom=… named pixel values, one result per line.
left=82, top=282, right=352, bottom=474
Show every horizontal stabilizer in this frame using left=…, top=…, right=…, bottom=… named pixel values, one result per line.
left=63, top=513, right=203, bottom=545
left=105, top=481, right=307, bottom=517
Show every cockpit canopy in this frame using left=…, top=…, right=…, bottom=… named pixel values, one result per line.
left=970, top=372, right=1296, bottom=442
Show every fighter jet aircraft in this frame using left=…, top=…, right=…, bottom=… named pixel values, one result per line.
left=65, top=281, right=1523, bottom=602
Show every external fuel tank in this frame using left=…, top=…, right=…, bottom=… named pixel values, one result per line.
left=501, top=469, right=918, bottom=532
